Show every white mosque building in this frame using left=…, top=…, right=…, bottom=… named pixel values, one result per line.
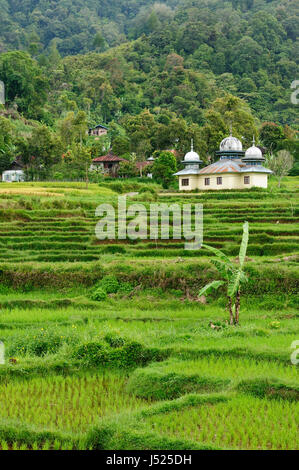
left=175, top=135, right=272, bottom=191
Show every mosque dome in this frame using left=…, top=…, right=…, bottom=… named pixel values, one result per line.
left=220, top=135, right=243, bottom=152
left=184, top=150, right=201, bottom=162
left=244, top=144, right=263, bottom=159
left=243, top=138, right=265, bottom=163
left=183, top=140, right=202, bottom=163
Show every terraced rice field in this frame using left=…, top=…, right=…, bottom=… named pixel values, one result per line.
left=0, top=180, right=298, bottom=450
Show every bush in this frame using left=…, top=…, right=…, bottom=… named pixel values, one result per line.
left=117, top=281, right=134, bottom=296
left=127, top=369, right=230, bottom=400
left=104, top=333, right=126, bottom=348
left=8, top=329, right=67, bottom=357
left=73, top=338, right=169, bottom=368
left=98, top=275, right=119, bottom=294
left=237, top=378, right=299, bottom=401
left=91, top=287, right=107, bottom=301
left=73, top=342, right=109, bottom=365
left=91, top=276, right=134, bottom=300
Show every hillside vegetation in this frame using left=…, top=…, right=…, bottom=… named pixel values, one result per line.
left=0, top=0, right=298, bottom=125
left=0, top=0, right=298, bottom=182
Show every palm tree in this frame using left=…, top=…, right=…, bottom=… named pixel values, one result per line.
left=199, top=222, right=249, bottom=325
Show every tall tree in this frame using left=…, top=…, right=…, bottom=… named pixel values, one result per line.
left=266, top=150, right=294, bottom=188
left=152, top=150, right=177, bottom=189
left=0, top=51, right=48, bottom=118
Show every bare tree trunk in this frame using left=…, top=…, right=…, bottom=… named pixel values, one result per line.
left=227, top=296, right=234, bottom=325
left=235, top=290, right=241, bottom=325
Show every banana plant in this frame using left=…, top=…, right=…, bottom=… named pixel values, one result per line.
left=199, top=221, right=249, bottom=325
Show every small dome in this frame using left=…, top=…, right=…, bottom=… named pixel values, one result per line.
left=243, top=138, right=264, bottom=162
left=184, top=150, right=200, bottom=162
left=184, top=139, right=201, bottom=162
left=244, top=145, right=263, bottom=159
left=220, top=135, right=243, bottom=151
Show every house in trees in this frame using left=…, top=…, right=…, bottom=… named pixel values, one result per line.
left=175, top=135, right=272, bottom=191
left=1, top=159, right=25, bottom=182
left=136, top=155, right=155, bottom=177
left=88, top=124, right=108, bottom=138
left=91, top=152, right=126, bottom=177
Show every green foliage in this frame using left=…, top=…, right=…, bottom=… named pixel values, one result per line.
left=0, top=51, right=48, bottom=119
left=97, top=275, right=119, bottom=294
left=0, top=0, right=297, bottom=130
left=152, top=151, right=177, bottom=189
left=0, top=116, right=14, bottom=173
left=237, top=378, right=299, bottom=401
left=118, top=160, right=138, bottom=178
left=73, top=338, right=169, bottom=368
left=8, top=328, right=69, bottom=357
left=91, top=287, right=107, bottom=302
left=199, top=222, right=249, bottom=324
left=127, top=369, right=229, bottom=400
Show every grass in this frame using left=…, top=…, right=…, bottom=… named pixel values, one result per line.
left=0, top=371, right=147, bottom=433
left=145, top=396, right=299, bottom=450
left=0, top=179, right=298, bottom=450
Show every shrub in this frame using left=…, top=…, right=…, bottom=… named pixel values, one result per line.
left=8, top=329, right=66, bottom=357
left=73, top=339, right=169, bottom=368
left=127, top=370, right=230, bottom=400
left=91, top=276, right=134, bottom=300
left=104, top=333, right=126, bottom=348
left=117, top=281, right=134, bottom=296
left=73, top=342, right=109, bottom=365
left=98, top=275, right=119, bottom=294
left=91, top=287, right=107, bottom=301
left=237, top=378, right=299, bottom=401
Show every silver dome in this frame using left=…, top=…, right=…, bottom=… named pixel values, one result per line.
left=184, top=139, right=201, bottom=162
left=184, top=150, right=201, bottom=162
left=244, top=138, right=263, bottom=160
left=220, top=135, right=243, bottom=151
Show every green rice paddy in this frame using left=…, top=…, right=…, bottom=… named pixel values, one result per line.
left=0, top=179, right=298, bottom=450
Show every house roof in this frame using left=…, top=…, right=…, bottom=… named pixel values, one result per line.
left=174, top=168, right=201, bottom=176
left=92, top=152, right=126, bottom=163
left=8, top=159, right=24, bottom=170
left=240, top=165, right=273, bottom=174
left=199, top=160, right=244, bottom=174
left=136, top=161, right=152, bottom=169
left=89, top=124, right=108, bottom=130
left=174, top=159, right=273, bottom=176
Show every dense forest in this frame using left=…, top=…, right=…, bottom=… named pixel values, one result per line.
left=0, top=0, right=298, bottom=180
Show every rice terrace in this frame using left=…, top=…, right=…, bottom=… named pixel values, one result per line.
left=0, top=178, right=298, bottom=451
left=0, top=0, right=298, bottom=456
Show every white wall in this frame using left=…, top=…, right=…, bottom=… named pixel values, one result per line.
left=179, top=176, right=199, bottom=191
left=2, top=170, right=25, bottom=182
left=179, top=172, right=268, bottom=191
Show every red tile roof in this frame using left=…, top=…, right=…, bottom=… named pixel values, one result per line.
left=93, top=152, right=126, bottom=163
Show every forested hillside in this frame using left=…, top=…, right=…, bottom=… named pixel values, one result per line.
left=0, top=0, right=298, bottom=180
left=1, top=0, right=298, bottom=123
